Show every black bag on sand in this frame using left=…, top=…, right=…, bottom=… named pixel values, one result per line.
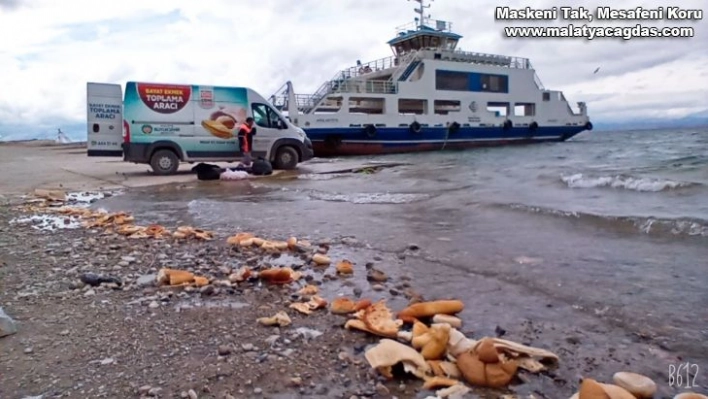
left=250, top=157, right=273, bottom=176
left=192, top=163, right=224, bottom=181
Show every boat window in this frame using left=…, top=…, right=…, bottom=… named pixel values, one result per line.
left=480, top=74, right=508, bottom=93
left=514, top=103, right=536, bottom=116
left=349, top=97, right=385, bottom=114
left=435, top=70, right=509, bottom=93
left=424, top=36, right=435, bottom=49
left=311, top=96, right=343, bottom=114
left=435, top=70, right=468, bottom=91
left=251, top=103, right=285, bottom=129
left=434, top=100, right=461, bottom=114
left=398, top=99, right=428, bottom=115
left=542, top=92, right=551, bottom=101
left=487, top=102, right=509, bottom=117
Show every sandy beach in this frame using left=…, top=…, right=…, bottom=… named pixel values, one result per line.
left=1, top=140, right=706, bottom=399
left=0, top=141, right=210, bottom=194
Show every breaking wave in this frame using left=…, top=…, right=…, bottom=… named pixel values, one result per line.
left=308, top=190, right=432, bottom=204
left=297, top=173, right=350, bottom=181
left=503, top=203, right=708, bottom=238
left=560, top=173, right=698, bottom=192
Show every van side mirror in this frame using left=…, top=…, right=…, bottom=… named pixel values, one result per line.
left=277, top=120, right=286, bottom=129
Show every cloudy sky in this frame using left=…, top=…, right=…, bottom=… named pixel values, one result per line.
left=0, top=0, right=706, bottom=140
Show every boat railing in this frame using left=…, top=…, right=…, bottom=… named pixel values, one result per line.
left=389, top=50, right=421, bottom=82
left=270, top=95, right=286, bottom=110
left=294, top=94, right=324, bottom=110
left=340, top=55, right=400, bottom=78
left=330, top=80, right=398, bottom=95
left=420, top=48, right=532, bottom=69
left=294, top=78, right=398, bottom=109
left=302, top=69, right=349, bottom=112
left=300, top=54, right=408, bottom=113
left=395, top=18, right=453, bottom=34
left=533, top=72, right=545, bottom=90
left=527, top=60, right=545, bottom=89
left=268, top=82, right=290, bottom=110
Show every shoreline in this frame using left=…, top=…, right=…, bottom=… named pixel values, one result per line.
left=0, top=139, right=87, bottom=146
left=0, top=138, right=400, bottom=196
left=1, top=190, right=704, bottom=398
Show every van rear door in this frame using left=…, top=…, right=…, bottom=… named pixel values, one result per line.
left=87, top=82, right=124, bottom=156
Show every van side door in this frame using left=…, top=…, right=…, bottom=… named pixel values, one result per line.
left=87, top=83, right=124, bottom=157
left=250, top=102, right=287, bottom=158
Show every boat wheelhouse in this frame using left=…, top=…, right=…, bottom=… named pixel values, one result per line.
left=269, top=0, right=592, bottom=156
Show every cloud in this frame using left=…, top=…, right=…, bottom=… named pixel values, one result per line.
left=0, top=0, right=22, bottom=10
left=0, top=0, right=706, bottom=139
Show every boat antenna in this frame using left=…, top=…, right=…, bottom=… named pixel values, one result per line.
left=408, top=0, right=432, bottom=28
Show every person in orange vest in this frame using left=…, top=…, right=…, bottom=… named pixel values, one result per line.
left=237, top=117, right=256, bottom=165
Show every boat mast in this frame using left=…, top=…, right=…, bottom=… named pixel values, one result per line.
left=410, top=0, right=432, bottom=28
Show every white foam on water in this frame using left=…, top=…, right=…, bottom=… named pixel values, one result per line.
left=560, top=173, right=694, bottom=192
left=513, top=256, right=543, bottom=265
left=507, top=203, right=708, bottom=237
left=66, top=191, right=107, bottom=204
left=297, top=173, right=349, bottom=181
left=18, top=190, right=121, bottom=207
left=638, top=218, right=708, bottom=237
left=10, top=190, right=120, bottom=232
left=10, top=214, right=82, bottom=231
left=308, top=190, right=431, bottom=204
left=186, top=199, right=222, bottom=219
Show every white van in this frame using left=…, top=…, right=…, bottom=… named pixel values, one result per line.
left=86, top=81, right=313, bottom=175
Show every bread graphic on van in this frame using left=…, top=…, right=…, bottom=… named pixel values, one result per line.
left=200, top=106, right=247, bottom=139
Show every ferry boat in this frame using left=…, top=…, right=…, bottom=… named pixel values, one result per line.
left=268, top=0, right=593, bottom=156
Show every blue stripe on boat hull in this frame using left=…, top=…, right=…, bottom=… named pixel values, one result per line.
left=303, top=125, right=587, bottom=156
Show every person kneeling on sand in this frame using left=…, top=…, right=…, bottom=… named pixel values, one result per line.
left=237, top=117, right=256, bottom=166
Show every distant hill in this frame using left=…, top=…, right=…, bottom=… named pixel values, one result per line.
left=0, top=123, right=86, bottom=142
left=594, top=110, right=708, bottom=131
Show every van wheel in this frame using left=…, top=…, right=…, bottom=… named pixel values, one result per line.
left=273, top=146, right=299, bottom=170
left=150, top=149, right=179, bottom=175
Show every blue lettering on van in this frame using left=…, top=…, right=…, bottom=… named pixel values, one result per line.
left=153, top=126, right=181, bottom=133
left=89, top=103, right=121, bottom=120
left=199, top=140, right=231, bottom=145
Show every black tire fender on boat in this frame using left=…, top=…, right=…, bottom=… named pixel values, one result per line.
left=363, top=124, right=377, bottom=138
left=584, top=121, right=593, bottom=131
left=324, top=135, right=343, bottom=149
left=503, top=120, right=513, bottom=130
left=410, top=121, right=422, bottom=134
left=448, top=121, right=461, bottom=134
left=529, top=121, right=538, bottom=131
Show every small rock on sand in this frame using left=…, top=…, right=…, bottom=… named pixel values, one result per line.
left=0, top=307, right=18, bottom=338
